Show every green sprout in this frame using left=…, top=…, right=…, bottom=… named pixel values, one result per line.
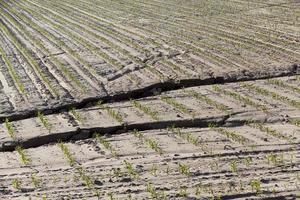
left=147, top=183, right=159, bottom=199
left=250, top=179, right=262, bottom=194
left=266, top=79, right=300, bottom=94
left=185, top=89, right=229, bottom=113
left=70, top=107, right=86, bottom=123
left=124, top=160, right=139, bottom=180
left=107, top=192, right=117, bottom=200
left=246, top=119, right=290, bottom=141
left=16, top=146, right=30, bottom=165
left=5, top=118, right=15, bottom=139
left=241, top=83, right=300, bottom=109
left=145, top=138, right=163, bottom=155
left=97, top=101, right=123, bottom=123
left=12, top=178, right=21, bottom=190
left=167, top=125, right=199, bottom=146
left=37, top=111, right=51, bottom=132
left=243, top=157, right=253, bottom=167
left=178, top=186, right=188, bottom=197
left=131, top=129, right=144, bottom=140
left=131, top=129, right=162, bottom=155
left=95, top=134, right=117, bottom=157
left=31, top=173, right=41, bottom=188
left=76, top=167, right=93, bottom=189
left=58, top=141, right=76, bottom=166
left=230, top=160, right=238, bottom=173
left=209, top=123, right=249, bottom=144
left=147, top=183, right=166, bottom=199
left=131, top=99, right=159, bottom=120
left=213, top=85, right=268, bottom=113
left=178, top=162, right=190, bottom=176
left=161, top=96, right=195, bottom=117
left=150, top=164, right=158, bottom=176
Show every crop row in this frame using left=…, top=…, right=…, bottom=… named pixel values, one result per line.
left=56, top=0, right=299, bottom=71
left=2, top=125, right=297, bottom=199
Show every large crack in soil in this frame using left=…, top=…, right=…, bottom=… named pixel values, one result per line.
left=1, top=107, right=299, bottom=151
left=0, top=66, right=299, bottom=151
left=1, top=64, right=299, bottom=123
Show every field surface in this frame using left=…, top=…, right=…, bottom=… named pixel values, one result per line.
left=0, top=0, right=299, bottom=199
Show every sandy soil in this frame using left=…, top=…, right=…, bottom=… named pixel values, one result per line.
left=0, top=0, right=299, bottom=199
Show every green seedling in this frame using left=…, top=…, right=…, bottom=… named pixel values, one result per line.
left=241, top=83, right=300, bottom=109
left=246, top=119, right=290, bottom=141
left=196, top=182, right=216, bottom=196
left=230, top=160, right=238, bottom=173
left=291, top=119, right=300, bottom=127
left=131, top=129, right=144, bottom=140
left=147, top=183, right=159, bottom=199
left=250, top=179, right=262, bottom=194
left=243, top=157, right=253, bottom=167
left=204, top=183, right=214, bottom=195
left=161, top=59, right=189, bottom=76
left=70, top=107, right=86, bottom=123
left=167, top=125, right=213, bottom=155
left=31, top=173, right=41, bottom=188
left=76, top=167, right=93, bottom=189
left=16, top=146, right=30, bottom=165
left=213, top=85, right=268, bottom=113
left=0, top=45, right=26, bottom=95
left=185, top=89, right=229, bottom=113
left=37, top=111, right=51, bottom=132
left=73, top=173, right=80, bottom=183
left=195, top=184, right=202, bottom=196
left=178, top=186, right=188, bottom=197
left=131, top=129, right=162, bottom=155
left=209, top=123, right=249, bottom=144
left=289, top=153, right=296, bottom=164
left=42, top=194, right=47, bottom=200
left=5, top=118, right=15, bottom=139
left=131, top=99, right=159, bottom=120
left=95, top=189, right=102, bottom=198
left=58, top=141, right=76, bottom=166
left=266, top=153, right=277, bottom=165
left=64, top=177, right=69, bottom=184
left=150, top=164, right=158, bottom=176
left=295, top=120, right=300, bottom=127
left=107, top=192, right=116, bottom=200
left=146, top=183, right=166, bottom=199
left=145, top=138, right=162, bottom=155
left=12, top=178, right=21, bottom=190
left=266, top=153, right=285, bottom=166
left=178, top=162, right=190, bottom=176
left=124, top=160, right=139, bottom=180
left=95, top=134, right=117, bottom=157
left=266, top=79, right=300, bottom=94
left=52, top=175, right=59, bottom=184
left=167, top=125, right=199, bottom=146
left=97, top=101, right=123, bottom=123
left=161, top=96, right=195, bottom=117
left=1, top=7, right=86, bottom=92
left=0, top=11, right=76, bottom=96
